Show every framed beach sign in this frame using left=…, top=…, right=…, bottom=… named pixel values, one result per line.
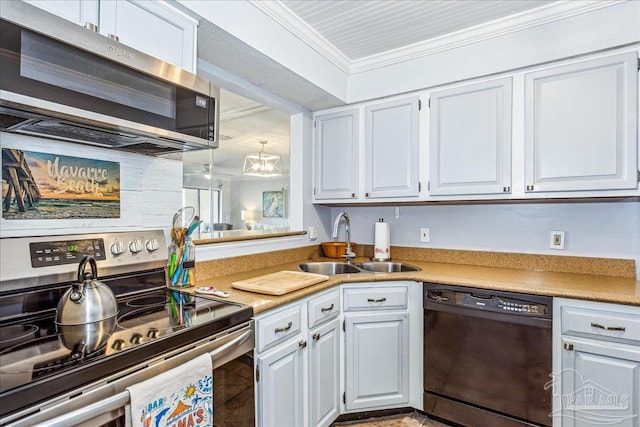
left=262, top=190, right=285, bottom=218
left=1, top=148, right=121, bottom=220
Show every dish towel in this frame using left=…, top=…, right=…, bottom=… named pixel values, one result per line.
left=126, top=353, right=213, bottom=427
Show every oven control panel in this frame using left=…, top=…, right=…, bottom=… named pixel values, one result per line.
left=1, top=230, right=168, bottom=287
left=29, top=239, right=107, bottom=267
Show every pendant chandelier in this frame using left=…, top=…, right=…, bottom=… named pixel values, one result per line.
left=242, top=140, right=283, bottom=177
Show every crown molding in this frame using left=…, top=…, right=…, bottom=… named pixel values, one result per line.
left=248, top=0, right=352, bottom=73
left=250, top=0, right=625, bottom=75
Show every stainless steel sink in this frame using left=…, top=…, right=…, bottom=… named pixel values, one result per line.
left=297, top=262, right=362, bottom=275
left=354, top=261, right=421, bottom=273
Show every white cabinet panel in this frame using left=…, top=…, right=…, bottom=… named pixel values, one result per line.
left=99, top=0, right=196, bottom=71
left=309, top=318, right=340, bottom=427
left=364, top=96, right=420, bottom=198
left=525, top=53, right=638, bottom=192
left=555, top=299, right=640, bottom=427
left=429, top=78, right=512, bottom=195
left=561, top=337, right=640, bottom=427
left=256, top=304, right=302, bottom=353
left=25, top=0, right=99, bottom=28
left=345, top=311, right=409, bottom=410
left=257, top=339, right=305, bottom=427
left=314, top=109, right=359, bottom=200
left=26, top=0, right=196, bottom=72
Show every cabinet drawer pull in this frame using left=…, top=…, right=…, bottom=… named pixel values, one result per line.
left=312, top=333, right=321, bottom=341
left=590, top=322, right=626, bottom=332
left=367, top=297, right=387, bottom=303
left=320, top=303, right=335, bottom=313
left=274, top=321, right=293, bottom=333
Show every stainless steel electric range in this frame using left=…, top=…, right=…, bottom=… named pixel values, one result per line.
left=0, top=230, right=254, bottom=426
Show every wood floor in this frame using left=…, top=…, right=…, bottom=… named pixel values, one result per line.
left=331, top=411, right=452, bottom=427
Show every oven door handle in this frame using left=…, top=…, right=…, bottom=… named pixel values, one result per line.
left=37, top=329, right=254, bottom=427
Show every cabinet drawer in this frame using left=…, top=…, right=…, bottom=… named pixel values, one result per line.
left=257, top=304, right=302, bottom=353
left=343, top=286, right=407, bottom=311
left=562, top=306, right=640, bottom=344
left=308, top=289, right=341, bottom=328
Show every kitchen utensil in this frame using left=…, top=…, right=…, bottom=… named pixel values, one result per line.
left=55, top=256, right=118, bottom=355
left=173, top=206, right=195, bottom=230
left=195, top=286, right=230, bottom=298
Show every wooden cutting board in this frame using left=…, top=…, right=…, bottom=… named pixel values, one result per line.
left=231, top=270, right=329, bottom=296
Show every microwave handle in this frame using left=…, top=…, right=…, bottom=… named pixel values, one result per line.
left=37, top=329, right=254, bottom=427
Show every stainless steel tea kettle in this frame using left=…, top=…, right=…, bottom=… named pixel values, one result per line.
left=55, top=255, right=118, bottom=356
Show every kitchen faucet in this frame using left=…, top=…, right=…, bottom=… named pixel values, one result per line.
left=332, top=212, right=356, bottom=264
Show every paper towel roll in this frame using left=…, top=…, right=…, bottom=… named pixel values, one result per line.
left=374, top=220, right=390, bottom=261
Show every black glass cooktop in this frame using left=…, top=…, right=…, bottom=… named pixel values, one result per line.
left=0, top=269, right=252, bottom=418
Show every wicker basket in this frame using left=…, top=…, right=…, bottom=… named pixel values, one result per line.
left=321, top=241, right=357, bottom=259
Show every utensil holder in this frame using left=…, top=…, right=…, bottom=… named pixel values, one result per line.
left=169, top=238, right=195, bottom=288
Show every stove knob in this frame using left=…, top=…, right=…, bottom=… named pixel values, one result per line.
left=130, top=333, right=143, bottom=345
left=129, top=239, right=143, bottom=254
left=146, top=238, right=160, bottom=252
left=110, top=241, right=126, bottom=256
left=147, top=328, right=159, bottom=339
left=112, top=339, right=126, bottom=351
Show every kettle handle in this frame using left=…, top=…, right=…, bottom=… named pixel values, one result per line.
left=77, top=255, right=98, bottom=282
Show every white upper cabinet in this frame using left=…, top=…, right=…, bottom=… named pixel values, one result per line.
left=99, top=0, right=197, bottom=71
left=314, top=109, right=359, bottom=200
left=524, top=53, right=638, bottom=193
left=25, top=0, right=99, bottom=28
left=364, top=96, right=420, bottom=199
left=429, top=78, right=512, bottom=196
left=25, top=0, right=197, bottom=72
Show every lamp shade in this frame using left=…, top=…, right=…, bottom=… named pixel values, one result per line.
left=241, top=210, right=257, bottom=221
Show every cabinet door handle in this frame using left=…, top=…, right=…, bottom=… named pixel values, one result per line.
left=299, top=340, right=307, bottom=349
left=312, top=333, right=321, bottom=341
left=274, top=321, right=293, bottom=333
left=320, top=303, right=335, bottom=313
left=590, top=322, right=626, bottom=332
left=367, top=297, right=387, bottom=303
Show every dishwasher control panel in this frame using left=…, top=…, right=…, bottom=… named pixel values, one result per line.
left=424, top=283, right=551, bottom=318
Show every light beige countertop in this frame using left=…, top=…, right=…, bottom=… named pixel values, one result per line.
left=187, top=248, right=640, bottom=314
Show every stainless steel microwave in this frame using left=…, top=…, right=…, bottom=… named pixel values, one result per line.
left=0, top=1, right=219, bottom=156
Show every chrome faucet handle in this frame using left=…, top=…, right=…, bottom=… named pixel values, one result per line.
left=343, top=250, right=356, bottom=264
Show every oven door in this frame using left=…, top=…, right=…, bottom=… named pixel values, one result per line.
left=1, top=321, right=254, bottom=427
left=424, top=303, right=552, bottom=426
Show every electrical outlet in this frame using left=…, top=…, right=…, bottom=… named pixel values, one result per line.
left=420, top=228, right=430, bottom=243
left=550, top=231, right=565, bottom=250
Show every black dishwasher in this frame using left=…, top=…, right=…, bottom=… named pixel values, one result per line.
left=423, top=283, right=552, bottom=427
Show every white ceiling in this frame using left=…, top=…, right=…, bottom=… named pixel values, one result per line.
left=276, top=0, right=551, bottom=62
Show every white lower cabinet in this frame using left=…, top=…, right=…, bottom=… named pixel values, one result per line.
left=343, top=283, right=410, bottom=411
left=554, top=298, right=640, bottom=427
left=309, top=318, right=341, bottom=427
left=255, top=289, right=341, bottom=427
left=257, top=337, right=305, bottom=427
